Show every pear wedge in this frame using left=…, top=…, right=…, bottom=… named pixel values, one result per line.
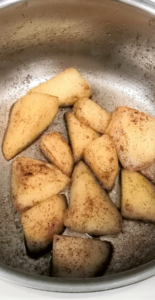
left=122, top=169, right=155, bottom=223
left=31, top=68, right=91, bottom=107
left=106, top=106, right=155, bottom=171
left=40, top=132, right=74, bottom=177
left=12, top=157, right=70, bottom=212
left=84, top=134, right=119, bottom=190
left=21, top=195, right=67, bottom=253
left=66, top=113, right=100, bottom=163
left=52, top=235, right=111, bottom=278
left=64, top=162, right=122, bottom=235
left=74, top=97, right=111, bottom=133
left=3, top=92, right=59, bottom=160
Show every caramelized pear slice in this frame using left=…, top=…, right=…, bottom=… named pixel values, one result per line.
left=32, top=68, right=91, bottom=107
left=66, top=113, right=100, bottom=163
left=40, top=132, right=73, bottom=177
left=52, top=235, right=111, bottom=278
left=12, top=157, right=70, bottom=212
left=3, top=92, right=58, bottom=160
left=106, top=106, right=155, bottom=170
left=64, top=162, right=122, bottom=235
left=21, top=195, right=67, bottom=253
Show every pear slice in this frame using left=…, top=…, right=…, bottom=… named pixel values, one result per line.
left=3, top=92, right=59, bottom=160
left=52, top=235, right=111, bottom=278
left=21, top=195, right=67, bottom=254
left=74, top=97, right=111, bottom=133
left=122, top=169, right=155, bottom=223
left=106, top=106, right=155, bottom=171
left=64, top=161, right=122, bottom=235
left=31, top=68, right=91, bottom=107
left=84, top=134, right=119, bottom=190
left=140, top=160, right=155, bottom=184
left=40, top=132, right=74, bottom=177
left=12, top=157, right=70, bottom=212
left=66, top=113, right=100, bottom=163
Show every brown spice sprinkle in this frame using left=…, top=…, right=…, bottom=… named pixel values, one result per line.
left=125, top=203, right=134, bottom=213
left=120, top=145, right=124, bottom=152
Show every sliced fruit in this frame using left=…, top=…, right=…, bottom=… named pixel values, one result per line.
left=21, top=195, right=67, bottom=253
left=106, top=106, right=155, bottom=171
left=122, top=169, right=155, bottom=222
left=66, top=113, right=100, bottom=163
left=40, top=132, right=74, bottom=177
left=12, top=156, right=70, bottom=212
left=52, top=235, right=111, bottom=278
left=74, top=97, right=111, bottom=133
left=31, top=68, right=91, bottom=107
left=3, top=92, right=58, bottom=160
left=64, top=161, right=122, bottom=235
left=84, top=134, right=119, bottom=190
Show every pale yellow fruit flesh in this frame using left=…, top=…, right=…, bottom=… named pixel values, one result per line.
left=12, top=157, right=70, bottom=212
left=122, top=169, right=155, bottom=222
left=66, top=113, right=100, bottom=163
left=74, top=97, right=111, bottom=133
left=64, top=161, right=122, bottom=235
left=21, top=195, right=67, bottom=253
left=84, top=134, right=119, bottom=190
left=3, top=92, right=59, bottom=160
left=31, top=68, right=91, bottom=107
left=40, top=132, right=74, bottom=177
left=106, top=106, right=155, bottom=171
left=52, top=235, right=111, bottom=278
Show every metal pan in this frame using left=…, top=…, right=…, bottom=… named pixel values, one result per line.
left=0, top=0, right=155, bottom=293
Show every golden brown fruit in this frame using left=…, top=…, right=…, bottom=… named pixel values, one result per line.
left=66, top=113, right=100, bottom=163
left=122, top=169, right=155, bottom=223
left=74, top=97, right=111, bottom=133
left=31, top=68, right=91, bottom=107
left=64, top=161, right=122, bottom=235
left=84, top=134, right=119, bottom=190
left=40, top=132, right=74, bottom=177
left=3, top=92, right=58, bottom=160
left=52, top=235, right=111, bottom=278
left=21, top=195, right=67, bottom=253
left=106, top=106, right=155, bottom=171
left=12, top=157, right=70, bottom=212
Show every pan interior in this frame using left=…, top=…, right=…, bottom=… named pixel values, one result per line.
left=0, top=0, right=155, bottom=279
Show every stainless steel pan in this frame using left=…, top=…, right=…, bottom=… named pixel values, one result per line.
left=0, top=0, right=155, bottom=292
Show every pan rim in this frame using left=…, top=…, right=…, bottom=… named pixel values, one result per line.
left=0, top=259, right=155, bottom=293
left=1, top=0, right=155, bottom=293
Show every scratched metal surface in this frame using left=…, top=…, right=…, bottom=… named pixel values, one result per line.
left=0, top=0, right=155, bottom=280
